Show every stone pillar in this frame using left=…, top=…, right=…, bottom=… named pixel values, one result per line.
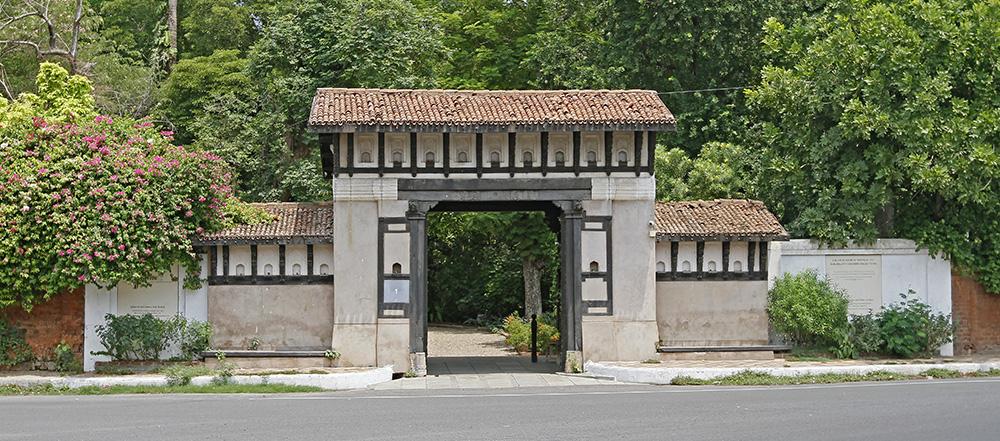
left=406, top=201, right=435, bottom=376
left=557, top=200, right=585, bottom=372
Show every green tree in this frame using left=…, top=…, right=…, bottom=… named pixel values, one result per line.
left=506, top=213, right=558, bottom=318
left=157, top=50, right=251, bottom=144
left=747, top=0, right=1000, bottom=290
left=654, top=142, right=754, bottom=201
left=599, top=0, right=822, bottom=154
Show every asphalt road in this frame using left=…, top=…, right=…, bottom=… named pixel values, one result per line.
left=3, top=379, right=1000, bottom=441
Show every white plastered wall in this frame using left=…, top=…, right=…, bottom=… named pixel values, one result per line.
left=774, top=239, right=954, bottom=356
left=84, top=258, right=209, bottom=371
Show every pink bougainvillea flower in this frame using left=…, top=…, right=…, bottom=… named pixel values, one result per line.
left=118, top=244, right=126, bottom=251
left=78, top=275, right=87, bottom=282
left=184, top=210, right=194, bottom=218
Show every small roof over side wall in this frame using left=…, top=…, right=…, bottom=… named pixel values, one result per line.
left=654, top=199, right=789, bottom=241
left=197, top=203, right=334, bottom=245
left=308, top=88, right=676, bottom=133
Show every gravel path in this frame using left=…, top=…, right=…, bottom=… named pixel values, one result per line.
left=427, top=325, right=516, bottom=357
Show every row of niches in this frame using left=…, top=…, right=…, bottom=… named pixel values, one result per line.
left=353, top=148, right=633, bottom=167
left=654, top=241, right=767, bottom=274
left=211, top=244, right=335, bottom=278
left=656, top=260, right=746, bottom=273
left=337, top=131, right=649, bottom=169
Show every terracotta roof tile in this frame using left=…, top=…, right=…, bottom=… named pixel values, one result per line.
left=308, top=88, right=675, bottom=132
left=198, top=203, right=334, bottom=244
left=654, top=200, right=789, bottom=241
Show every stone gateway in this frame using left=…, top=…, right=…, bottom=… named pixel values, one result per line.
left=80, top=88, right=805, bottom=372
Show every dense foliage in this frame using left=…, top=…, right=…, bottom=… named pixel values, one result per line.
left=502, top=312, right=559, bottom=355
left=428, top=212, right=558, bottom=323
left=92, top=313, right=213, bottom=361
left=769, top=274, right=954, bottom=358
left=0, top=319, right=34, bottom=367
left=874, top=292, right=953, bottom=358
left=767, top=271, right=850, bottom=347
left=0, top=64, right=235, bottom=308
left=748, top=0, right=1000, bottom=290
left=3, top=0, right=998, bottom=310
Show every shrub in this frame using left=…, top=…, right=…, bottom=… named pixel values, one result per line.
left=0, top=319, right=34, bottom=367
left=53, top=341, right=81, bottom=373
left=160, top=364, right=214, bottom=386
left=878, top=292, right=953, bottom=358
left=848, top=313, right=884, bottom=355
left=177, top=319, right=213, bottom=361
left=501, top=313, right=559, bottom=355
left=93, top=313, right=173, bottom=361
left=93, top=314, right=213, bottom=362
left=768, top=271, right=850, bottom=347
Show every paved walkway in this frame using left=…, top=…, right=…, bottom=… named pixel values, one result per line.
left=372, top=356, right=621, bottom=390
left=426, top=325, right=516, bottom=357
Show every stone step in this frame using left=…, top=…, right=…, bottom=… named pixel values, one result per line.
left=657, top=345, right=792, bottom=361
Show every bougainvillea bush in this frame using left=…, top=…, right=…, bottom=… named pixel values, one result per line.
left=0, top=63, right=236, bottom=309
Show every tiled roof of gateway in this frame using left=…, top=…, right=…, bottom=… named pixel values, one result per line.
left=197, top=203, right=334, bottom=244
left=308, top=88, right=675, bottom=132
left=654, top=200, right=789, bottom=241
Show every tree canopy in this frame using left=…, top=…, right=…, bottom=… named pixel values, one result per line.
left=2, top=0, right=998, bottom=307
left=747, top=0, right=1000, bottom=290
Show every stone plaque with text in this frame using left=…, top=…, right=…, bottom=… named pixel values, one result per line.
left=825, top=255, right=883, bottom=315
left=117, top=281, right=179, bottom=319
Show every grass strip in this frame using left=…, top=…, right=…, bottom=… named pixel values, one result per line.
left=0, top=383, right=324, bottom=396
left=670, top=368, right=1000, bottom=386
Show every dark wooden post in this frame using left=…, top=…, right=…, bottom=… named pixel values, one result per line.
left=759, top=241, right=769, bottom=277
left=572, top=131, right=582, bottom=176
left=748, top=241, right=757, bottom=274
left=346, top=133, right=354, bottom=177
left=722, top=241, right=731, bottom=279
left=377, top=132, right=385, bottom=177
left=646, top=131, right=656, bottom=175
left=222, top=246, right=230, bottom=276
left=540, top=131, right=549, bottom=176
left=250, top=245, right=257, bottom=276
left=279, top=244, right=286, bottom=277
left=307, top=244, right=314, bottom=276
left=557, top=201, right=584, bottom=370
left=696, top=241, right=705, bottom=279
left=407, top=201, right=436, bottom=357
left=442, top=132, right=450, bottom=177
left=531, top=314, right=538, bottom=363
left=209, top=245, right=218, bottom=277
left=409, top=132, right=418, bottom=177
left=508, top=132, right=517, bottom=177
left=332, top=133, right=341, bottom=177
left=670, top=241, right=679, bottom=279
left=633, top=131, right=643, bottom=176
left=475, top=133, right=483, bottom=177
left=604, top=131, right=613, bottom=176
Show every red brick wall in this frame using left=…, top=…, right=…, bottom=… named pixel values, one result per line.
left=952, top=274, right=1000, bottom=355
left=0, top=288, right=84, bottom=360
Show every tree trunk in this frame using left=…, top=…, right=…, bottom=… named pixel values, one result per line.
left=876, top=190, right=895, bottom=238
left=167, top=0, right=178, bottom=67
left=523, top=257, right=543, bottom=318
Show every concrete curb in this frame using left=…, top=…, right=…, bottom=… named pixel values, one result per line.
left=0, top=366, right=394, bottom=391
left=584, top=361, right=1000, bottom=385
